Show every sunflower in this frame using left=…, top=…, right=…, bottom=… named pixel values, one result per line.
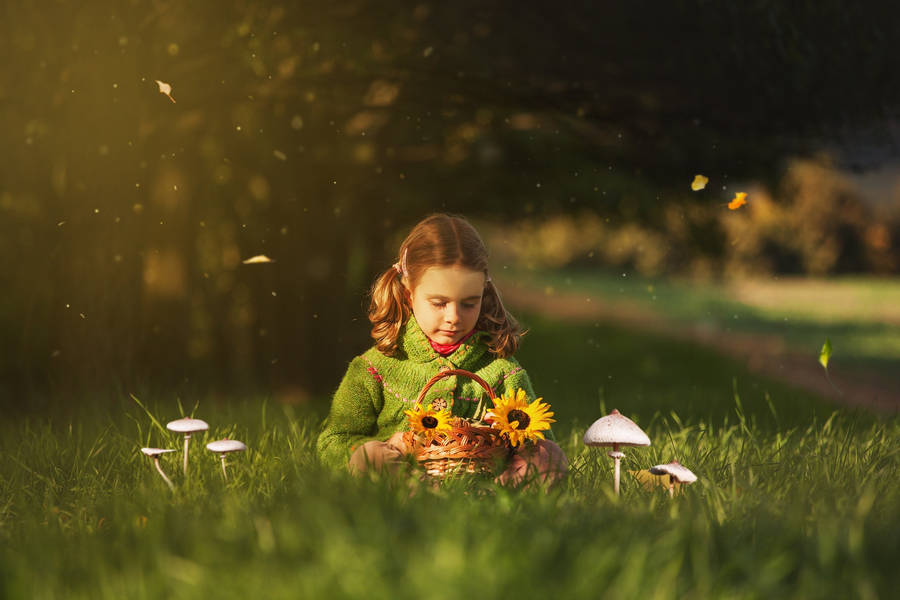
left=490, top=388, right=555, bottom=447
left=404, top=405, right=453, bottom=443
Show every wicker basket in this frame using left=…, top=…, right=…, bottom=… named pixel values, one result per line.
left=402, top=368, right=510, bottom=478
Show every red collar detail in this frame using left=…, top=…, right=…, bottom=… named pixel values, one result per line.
left=428, top=329, right=477, bottom=356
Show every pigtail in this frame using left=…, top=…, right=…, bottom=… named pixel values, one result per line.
left=368, top=265, right=411, bottom=355
left=477, top=279, right=524, bottom=358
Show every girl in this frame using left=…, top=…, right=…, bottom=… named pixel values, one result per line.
left=316, top=213, right=568, bottom=485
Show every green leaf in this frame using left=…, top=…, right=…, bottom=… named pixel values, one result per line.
left=818, top=339, right=832, bottom=370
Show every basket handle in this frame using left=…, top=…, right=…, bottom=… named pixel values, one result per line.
left=415, top=368, right=497, bottom=409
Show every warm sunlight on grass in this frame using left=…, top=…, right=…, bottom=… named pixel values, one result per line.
left=727, top=277, right=900, bottom=324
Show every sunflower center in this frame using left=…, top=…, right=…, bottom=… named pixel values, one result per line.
left=421, top=416, right=439, bottom=429
left=507, top=410, right=530, bottom=430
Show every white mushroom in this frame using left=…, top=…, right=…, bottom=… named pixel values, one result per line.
left=649, top=460, right=698, bottom=497
left=583, top=409, right=651, bottom=495
left=166, top=418, right=209, bottom=477
left=206, top=439, right=247, bottom=480
left=141, top=448, right=176, bottom=491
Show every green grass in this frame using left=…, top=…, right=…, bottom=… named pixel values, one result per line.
left=2, top=317, right=898, bottom=598
left=516, top=314, right=840, bottom=431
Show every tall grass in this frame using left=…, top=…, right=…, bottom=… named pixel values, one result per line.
left=1, top=392, right=897, bottom=599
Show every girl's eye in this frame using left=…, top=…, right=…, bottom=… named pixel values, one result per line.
left=430, top=301, right=477, bottom=309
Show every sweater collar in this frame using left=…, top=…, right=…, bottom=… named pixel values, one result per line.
left=399, top=315, right=491, bottom=365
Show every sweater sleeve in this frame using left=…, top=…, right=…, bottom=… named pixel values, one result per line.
left=498, top=360, right=556, bottom=442
left=316, top=355, right=382, bottom=470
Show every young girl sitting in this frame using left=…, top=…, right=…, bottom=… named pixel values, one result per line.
left=316, top=213, right=568, bottom=485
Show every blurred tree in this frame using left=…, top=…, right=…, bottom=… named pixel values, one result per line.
left=1, top=0, right=897, bottom=402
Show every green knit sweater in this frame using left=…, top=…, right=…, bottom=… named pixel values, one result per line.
left=316, top=316, right=550, bottom=470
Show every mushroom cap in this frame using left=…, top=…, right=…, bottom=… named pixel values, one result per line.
left=206, top=439, right=247, bottom=454
left=583, top=409, right=651, bottom=447
left=649, top=461, right=697, bottom=483
left=141, top=447, right=176, bottom=457
left=166, top=418, right=209, bottom=433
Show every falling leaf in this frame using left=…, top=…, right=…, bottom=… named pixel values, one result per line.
left=728, top=192, right=748, bottom=210
left=242, top=255, right=274, bottom=264
left=691, top=174, right=708, bottom=191
left=818, top=338, right=842, bottom=395
left=155, top=80, right=176, bottom=103
left=818, top=338, right=832, bottom=370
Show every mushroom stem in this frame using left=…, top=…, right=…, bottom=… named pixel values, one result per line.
left=609, top=443, right=622, bottom=495
left=183, top=433, right=191, bottom=476
left=220, top=453, right=228, bottom=481
left=613, top=455, right=621, bottom=495
left=668, top=475, right=674, bottom=498
left=153, top=457, right=175, bottom=491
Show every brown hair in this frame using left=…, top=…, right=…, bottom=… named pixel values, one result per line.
left=368, top=213, right=523, bottom=357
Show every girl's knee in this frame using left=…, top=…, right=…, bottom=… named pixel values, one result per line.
left=499, top=439, right=568, bottom=487
left=532, top=439, right=568, bottom=472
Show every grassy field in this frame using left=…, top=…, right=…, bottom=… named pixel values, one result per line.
left=2, top=315, right=898, bottom=599
left=507, top=268, right=900, bottom=383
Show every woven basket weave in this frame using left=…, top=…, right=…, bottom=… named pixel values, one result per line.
left=402, top=368, right=510, bottom=478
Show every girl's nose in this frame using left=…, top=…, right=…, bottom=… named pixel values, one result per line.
left=445, top=304, right=461, bottom=324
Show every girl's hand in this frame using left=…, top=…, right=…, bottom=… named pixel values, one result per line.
left=349, top=440, right=403, bottom=474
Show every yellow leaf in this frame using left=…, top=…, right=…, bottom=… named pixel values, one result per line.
left=691, top=174, right=708, bottom=191
left=819, top=338, right=832, bottom=370
left=728, top=192, right=748, bottom=210
left=242, top=254, right=274, bottom=264
left=155, top=79, right=176, bottom=103
left=629, top=469, right=683, bottom=492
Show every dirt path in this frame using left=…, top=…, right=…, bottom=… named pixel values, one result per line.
left=497, top=278, right=899, bottom=414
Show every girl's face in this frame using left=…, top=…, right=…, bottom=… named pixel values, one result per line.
left=406, top=265, right=485, bottom=345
